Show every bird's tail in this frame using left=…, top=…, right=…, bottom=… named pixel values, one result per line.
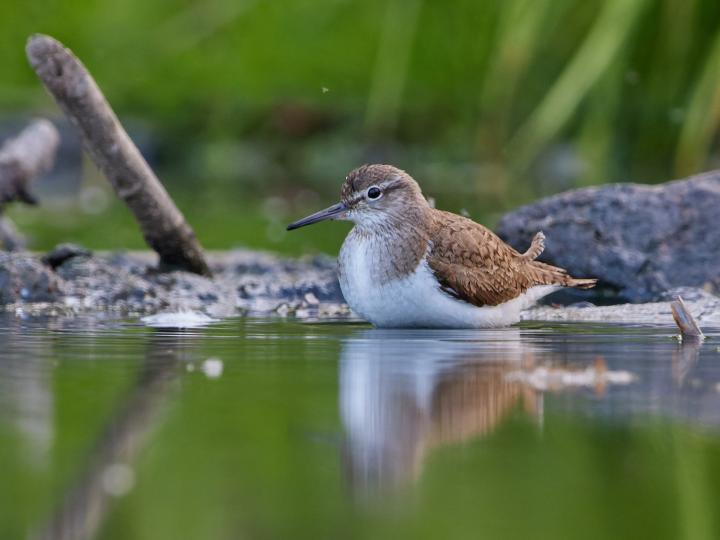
left=566, top=277, right=598, bottom=289
left=530, top=260, right=597, bottom=289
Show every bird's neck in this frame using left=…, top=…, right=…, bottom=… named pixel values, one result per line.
left=349, top=206, right=432, bottom=281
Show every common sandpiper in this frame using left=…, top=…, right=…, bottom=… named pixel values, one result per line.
left=287, top=164, right=596, bottom=328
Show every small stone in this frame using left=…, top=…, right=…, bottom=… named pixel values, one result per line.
left=101, top=463, right=135, bottom=497
left=42, top=243, right=91, bottom=269
left=201, top=358, right=223, bottom=379
left=141, top=311, right=216, bottom=328
left=0, top=252, right=65, bottom=304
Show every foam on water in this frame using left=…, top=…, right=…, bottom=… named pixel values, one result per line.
left=140, top=311, right=217, bottom=328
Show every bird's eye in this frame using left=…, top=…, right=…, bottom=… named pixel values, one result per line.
left=367, top=186, right=382, bottom=200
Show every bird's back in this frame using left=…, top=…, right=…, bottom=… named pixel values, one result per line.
left=426, top=210, right=595, bottom=308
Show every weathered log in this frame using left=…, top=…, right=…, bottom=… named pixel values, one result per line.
left=26, top=34, right=211, bottom=276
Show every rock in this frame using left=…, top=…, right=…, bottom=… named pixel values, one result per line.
left=496, top=170, right=720, bottom=302
left=231, top=250, right=343, bottom=315
left=0, top=251, right=65, bottom=303
left=656, top=287, right=718, bottom=303
left=42, top=242, right=92, bottom=269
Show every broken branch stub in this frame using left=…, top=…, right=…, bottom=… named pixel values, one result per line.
left=26, top=34, right=211, bottom=276
left=0, top=118, right=59, bottom=208
left=0, top=119, right=60, bottom=251
left=671, top=296, right=705, bottom=341
left=0, top=215, right=26, bottom=251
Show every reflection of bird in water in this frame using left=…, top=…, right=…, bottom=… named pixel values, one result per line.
left=339, top=329, right=539, bottom=494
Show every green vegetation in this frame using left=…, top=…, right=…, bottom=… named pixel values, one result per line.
left=7, top=191, right=351, bottom=255
left=2, top=0, right=720, bottom=253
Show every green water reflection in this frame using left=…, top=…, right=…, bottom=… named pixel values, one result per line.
left=2, top=317, right=720, bottom=539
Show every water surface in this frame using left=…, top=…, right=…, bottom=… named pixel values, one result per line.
left=2, top=315, right=720, bottom=540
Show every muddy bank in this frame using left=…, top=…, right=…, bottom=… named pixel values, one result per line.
left=1, top=245, right=718, bottom=327
left=524, top=288, right=720, bottom=326
left=1, top=246, right=348, bottom=319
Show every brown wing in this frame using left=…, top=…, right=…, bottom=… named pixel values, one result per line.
left=426, top=211, right=595, bottom=307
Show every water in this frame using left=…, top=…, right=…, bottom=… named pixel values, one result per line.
left=2, top=315, right=720, bottom=540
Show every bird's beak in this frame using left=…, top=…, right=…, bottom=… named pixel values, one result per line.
left=286, top=201, right=348, bottom=231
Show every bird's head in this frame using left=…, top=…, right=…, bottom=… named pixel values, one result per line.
left=286, top=164, right=428, bottom=231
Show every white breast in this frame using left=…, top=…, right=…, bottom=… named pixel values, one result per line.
left=338, top=233, right=556, bottom=329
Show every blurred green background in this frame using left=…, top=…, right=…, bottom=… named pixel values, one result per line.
left=2, top=0, right=720, bottom=255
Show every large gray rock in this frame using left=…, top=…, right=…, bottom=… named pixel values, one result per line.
left=496, top=170, right=720, bottom=302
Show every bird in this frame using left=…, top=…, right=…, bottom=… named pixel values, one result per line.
left=287, top=164, right=596, bottom=328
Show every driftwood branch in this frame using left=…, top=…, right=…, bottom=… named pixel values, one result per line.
left=671, top=296, right=705, bottom=341
left=26, top=34, right=211, bottom=276
left=0, top=119, right=59, bottom=250
left=0, top=215, right=27, bottom=251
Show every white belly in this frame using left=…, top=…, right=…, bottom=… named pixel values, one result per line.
left=338, top=237, right=556, bottom=329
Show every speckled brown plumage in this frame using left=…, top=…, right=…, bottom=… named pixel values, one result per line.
left=426, top=210, right=596, bottom=307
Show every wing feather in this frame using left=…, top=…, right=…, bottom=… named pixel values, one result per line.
left=426, top=211, right=592, bottom=307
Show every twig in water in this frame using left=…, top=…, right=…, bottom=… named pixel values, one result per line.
left=26, top=34, right=211, bottom=276
left=671, top=295, right=705, bottom=341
